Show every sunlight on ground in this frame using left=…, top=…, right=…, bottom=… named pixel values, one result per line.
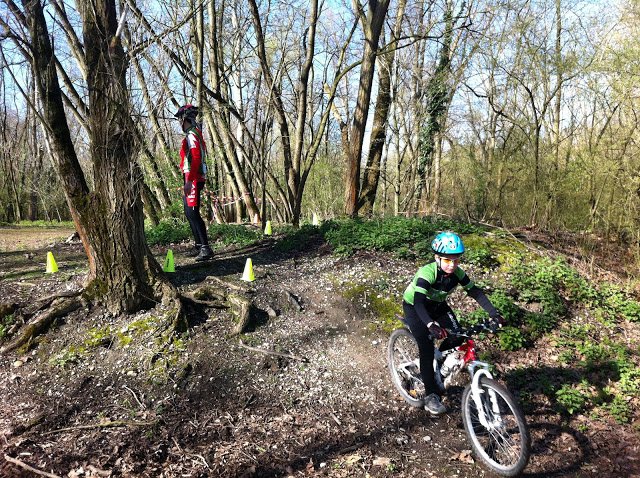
left=0, top=227, right=76, bottom=253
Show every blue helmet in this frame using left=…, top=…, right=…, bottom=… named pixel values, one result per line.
left=431, top=231, right=465, bottom=255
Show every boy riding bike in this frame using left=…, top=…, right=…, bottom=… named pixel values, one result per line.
left=402, top=231, right=504, bottom=415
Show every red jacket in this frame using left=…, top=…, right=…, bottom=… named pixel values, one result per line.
left=179, top=127, right=207, bottom=183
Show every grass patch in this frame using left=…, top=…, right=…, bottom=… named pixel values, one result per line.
left=9, top=220, right=75, bottom=228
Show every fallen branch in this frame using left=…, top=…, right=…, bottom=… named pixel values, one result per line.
left=4, top=454, right=61, bottom=478
left=238, top=341, right=308, bottom=362
left=41, top=419, right=157, bottom=436
left=123, top=385, right=145, bottom=410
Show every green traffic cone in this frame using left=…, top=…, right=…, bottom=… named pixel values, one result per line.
left=163, top=249, right=175, bottom=272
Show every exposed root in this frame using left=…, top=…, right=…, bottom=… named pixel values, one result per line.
left=238, top=341, right=308, bottom=362
left=186, top=278, right=258, bottom=335
left=229, top=294, right=252, bottom=335
left=0, top=293, right=83, bottom=355
left=4, top=454, right=62, bottom=478
left=41, top=419, right=157, bottom=436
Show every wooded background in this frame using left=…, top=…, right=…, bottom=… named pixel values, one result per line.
left=1, top=0, right=638, bottom=240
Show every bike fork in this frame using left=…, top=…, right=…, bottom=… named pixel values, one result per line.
left=469, top=364, right=502, bottom=429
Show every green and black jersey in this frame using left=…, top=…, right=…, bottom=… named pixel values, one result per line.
left=403, top=262, right=475, bottom=305
left=403, top=262, right=498, bottom=326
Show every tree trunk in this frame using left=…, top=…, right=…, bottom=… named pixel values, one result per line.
left=358, top=0, right=406, bottom=216
left=415, top=0, right=455, bottom=215
left=344, top=0, right=391, bottom=217
left=24, top=0, right=170, bottom=314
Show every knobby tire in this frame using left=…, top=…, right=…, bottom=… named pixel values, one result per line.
left=461, top=376, right=530, bottom=476
left=387, top=328, right=424, bottom=408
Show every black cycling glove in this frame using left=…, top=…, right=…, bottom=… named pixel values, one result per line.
left=428, top=322, right=448, bottom=339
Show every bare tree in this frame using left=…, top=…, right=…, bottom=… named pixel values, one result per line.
left=358, top=0, right=407, bottom=216
left=343, top=0, right=391, bottom=217
left=4, top=0, right=177, bottom=323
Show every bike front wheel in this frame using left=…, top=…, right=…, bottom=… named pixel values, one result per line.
left=387, top=328, right=424, bottom=408
left=461, top=377, right=530, bottom=477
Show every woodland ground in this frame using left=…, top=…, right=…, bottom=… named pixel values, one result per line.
left=0, top=225, right=639, bottom=478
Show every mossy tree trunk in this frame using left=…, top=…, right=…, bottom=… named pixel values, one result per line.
left=23, top=0, right=170, bottom=314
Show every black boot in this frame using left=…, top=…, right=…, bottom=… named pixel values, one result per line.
left=195, top=245, right=213, bottom=262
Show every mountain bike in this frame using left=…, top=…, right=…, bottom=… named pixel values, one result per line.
left=387, top=318, right=531, bottom=477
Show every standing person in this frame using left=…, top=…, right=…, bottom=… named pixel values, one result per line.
left=175, top=104, right=213, bottom=261
left=402, top=231, right=504, bottom=415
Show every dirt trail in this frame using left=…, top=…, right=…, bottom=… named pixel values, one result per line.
left=0, top=228, right=638, bottom=477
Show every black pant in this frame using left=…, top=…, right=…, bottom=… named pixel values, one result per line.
left=402, top=301, right=464, bottom=396
left=183, top=181, right=208, bottom=246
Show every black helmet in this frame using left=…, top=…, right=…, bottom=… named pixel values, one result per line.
left=174, top=104, right=199, bottom=121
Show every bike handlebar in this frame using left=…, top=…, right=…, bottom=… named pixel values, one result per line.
left=447, top=321, right=501, bottom=338
left=395, top=314, right=501, bottom=339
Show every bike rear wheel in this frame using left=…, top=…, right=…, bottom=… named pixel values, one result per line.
left=461, top=377, right=530, bottom=477
left=387, top=328, right=424, bottom=408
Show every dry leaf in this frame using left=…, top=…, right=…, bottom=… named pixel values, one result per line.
left=372, top=457, right=391, bottom=467
left=458, top=450, right=475, bottom=464
left=344, top=453, right=362, bottom=465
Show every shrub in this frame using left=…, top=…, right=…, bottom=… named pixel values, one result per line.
left=459, top=308, right=489, bottom=327
left=0, top=314, right=16, bottom=340
left=618, top=368, right=640, bottom=398
left=607, top=395, right=631, bottom=424
left=555, top=382, right=590, bottom=415
left=146, top=218, right=191, bottom=246
left=523, top=311, right=556, bottom=338
left=498, top=326, right=527, bottom=351
left=489, top=290, right=521, bottom=324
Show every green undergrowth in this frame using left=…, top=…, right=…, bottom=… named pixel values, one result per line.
left=322, top=217, right=484, bottom=258
left=0, top=314, right=16, bottom=340
left=207, top=223, right=263, bottom=249
left=145, top=219, right=263, bottom=248
left=145, top=218, right=192, bottom=245
left=275, top=224, right=326, bottom=252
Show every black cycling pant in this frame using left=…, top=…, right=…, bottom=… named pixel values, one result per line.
left=402, top=301, right=464, bottom=397
left=183, top=181, right=209, bottom=246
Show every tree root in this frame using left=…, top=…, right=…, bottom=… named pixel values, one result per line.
left=238, top=341, right=308, bottom=362
left=41, top=419, right=157, bottom=435
left=0, top=293, right=83, bottom=354
left=3, top=454, right=61, bottom=478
